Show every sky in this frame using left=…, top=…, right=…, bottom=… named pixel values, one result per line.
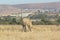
left=0, top=0, right=60, bottom=4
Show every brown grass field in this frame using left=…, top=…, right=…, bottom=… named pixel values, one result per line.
left=0, top=25, right=60, bottom=40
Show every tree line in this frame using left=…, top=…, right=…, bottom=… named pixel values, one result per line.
left=0, top=13, right=60, bottom=25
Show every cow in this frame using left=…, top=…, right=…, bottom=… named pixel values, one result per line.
left=21, top=18, right=32, bottom=32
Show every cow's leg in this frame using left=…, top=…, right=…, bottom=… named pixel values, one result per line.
left=22, top=25, right=26, bottom=32
left=24, top=26, right=26, bottom=32
left=28, top=25, right=31, bottom=31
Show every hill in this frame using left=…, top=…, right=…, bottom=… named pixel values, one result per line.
left=13, top=2, right=60, bottom=9
left=0, top=2, right=60, bottom=16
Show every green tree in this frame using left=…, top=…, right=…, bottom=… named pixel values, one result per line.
left=56, top=18, right=60, bottom=25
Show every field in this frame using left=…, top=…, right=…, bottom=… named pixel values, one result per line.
left=0, top=25, right=60, bottom=40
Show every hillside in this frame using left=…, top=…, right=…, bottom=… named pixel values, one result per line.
left=0, top=5, right=21, bottom=16
left=0, top=2, right=60, bottom=16
left=13, top=2, right=60, bottom=9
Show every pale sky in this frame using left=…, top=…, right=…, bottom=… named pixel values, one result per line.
left=0, top=0, right=60, bottom=4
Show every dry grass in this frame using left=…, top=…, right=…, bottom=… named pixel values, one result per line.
left=0, top=25, right=60, bottom=40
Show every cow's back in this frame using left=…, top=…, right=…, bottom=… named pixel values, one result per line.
left=22, top=18, right=32, bottom=27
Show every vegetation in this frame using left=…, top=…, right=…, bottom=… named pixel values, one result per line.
left=0, top=16, right=22, bottom=25
left=56, top=18, right=60, bottom=25
left=0, top=13, right=60, bottom=25
left=28, top=12, right=60, bottom=25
